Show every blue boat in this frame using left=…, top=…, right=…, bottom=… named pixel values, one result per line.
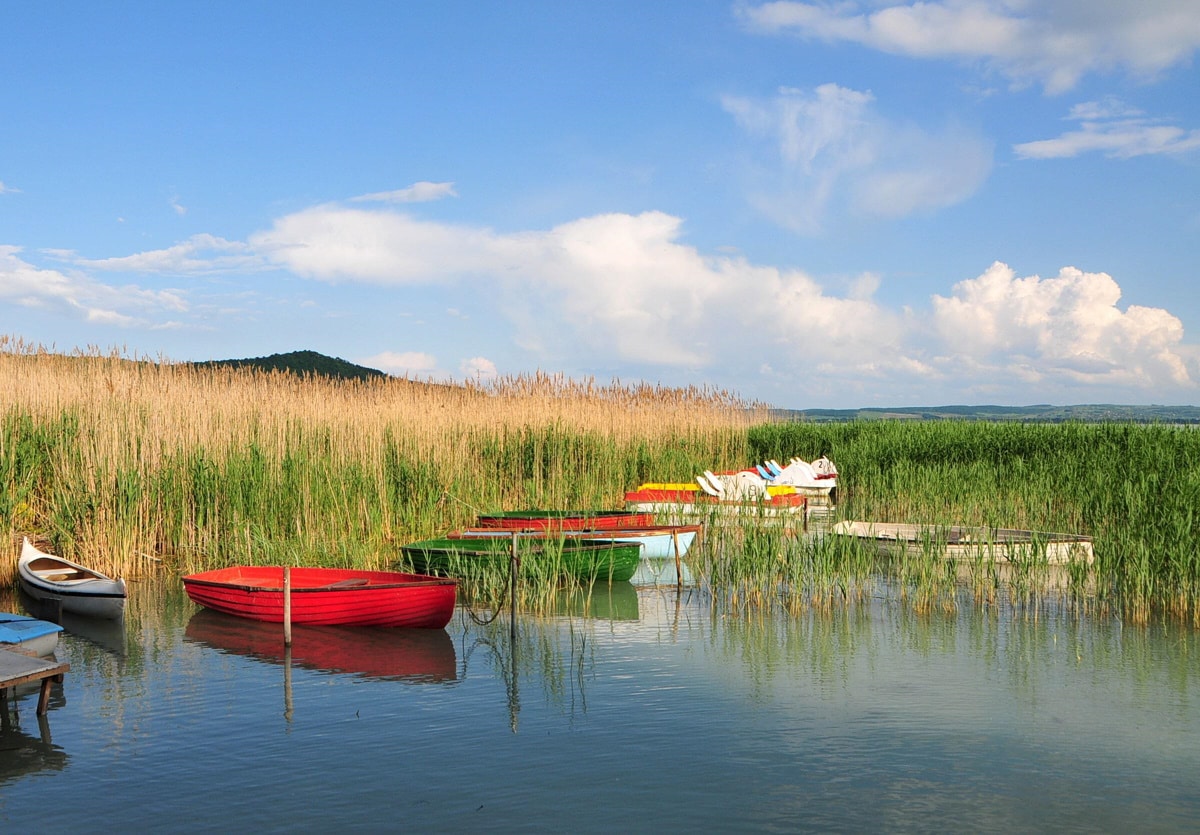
left=0, top=613, right=63, bottom=657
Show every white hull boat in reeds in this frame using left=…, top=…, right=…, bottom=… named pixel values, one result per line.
left=831, top=521, right=1095, bottom=565
left=19, top=538, right=128, bottom=620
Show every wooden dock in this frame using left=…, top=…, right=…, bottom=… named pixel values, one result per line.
left=0, top=649, right=69, bottom=716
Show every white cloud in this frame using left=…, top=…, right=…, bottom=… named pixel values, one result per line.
left=361, top=350, right=440, bottom=377
left=238, top=204, right=1200, bottom=398
left=65, top=234, right=264, bottom=275
left=460, top=356, right=498, bottom=381
left=350, top=182, right=458, bottom=204
left=12, top=200, right=1196, bottom=405
left=250, top=207, right=512, bottom=282
left=738, top=1, right=1200, bottom=93
left=0, top=181, right=20, bottom=195
left=247, top=203, right=927, bottom=373
left=1014, top=98, right=1200, bottom=159
left=931, top=262, right=1193, bottom=388
left=722, top=83, right=992, bottom=231
left=0, top=245, right=188, bottom=325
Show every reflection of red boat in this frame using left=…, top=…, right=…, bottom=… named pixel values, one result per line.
left=474, top=510, right=655, bottom=531
left=182, top=566, right=456, bottom=628
left=184, top=609, right=457, bottom=683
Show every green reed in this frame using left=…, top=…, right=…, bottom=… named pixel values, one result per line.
left=4, top=348, right=1199, bottom=625
left=750, top=420, right=1200, bottom=624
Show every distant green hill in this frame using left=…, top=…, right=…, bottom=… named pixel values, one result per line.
left=185, top=352, right=1199, bottom=422
left=191, top=350, right=386, bottom=381
left=771, top=404, right=1200, bottom=424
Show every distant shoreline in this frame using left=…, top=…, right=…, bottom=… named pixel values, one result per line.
left=772, top=404, right=1200, bottom=423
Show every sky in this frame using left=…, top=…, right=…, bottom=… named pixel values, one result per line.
left=2, top=2, right=1199, bottom=409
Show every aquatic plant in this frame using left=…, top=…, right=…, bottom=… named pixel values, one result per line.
left=3, top=339, right=1199, bottom=624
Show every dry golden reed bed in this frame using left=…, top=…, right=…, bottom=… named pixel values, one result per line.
left=0, top=338, right=760, bottom=583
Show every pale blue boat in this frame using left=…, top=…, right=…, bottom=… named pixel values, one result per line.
left=0, top=613, right=63, bottom=657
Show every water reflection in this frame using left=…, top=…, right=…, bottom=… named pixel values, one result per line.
left=184, top=609, right=458, bottom=684
left=1, top=579, right=1198, bottom=831
left=457, top=583, right=648, bottom=732
left=545, top=581, right=639, bottom=621
left=0, top=709, right=69, bottom=786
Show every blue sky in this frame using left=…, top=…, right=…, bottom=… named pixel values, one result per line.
left=2, top=1, right=1198, bottom=409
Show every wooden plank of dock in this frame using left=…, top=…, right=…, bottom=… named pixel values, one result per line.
left=0, top=649, right=69, bottom=716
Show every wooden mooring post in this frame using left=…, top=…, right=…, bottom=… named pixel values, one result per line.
left=283, top=566, right=293, bottom=647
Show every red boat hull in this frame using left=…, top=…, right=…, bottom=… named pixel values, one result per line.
left=182, top=566, right=457, bottom=628
left=474, top=510, right=656, bottom=531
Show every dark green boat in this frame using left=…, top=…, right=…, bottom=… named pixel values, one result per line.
left=400, top=536, right=642, bottom=583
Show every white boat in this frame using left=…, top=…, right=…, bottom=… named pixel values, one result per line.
left=0, top=613, right=63, bottom=657
left=765, top=457, right=837, bottom=496
left=831, top=521, right=1095, bottom=565
left=18, top=538, right=128, bottom=620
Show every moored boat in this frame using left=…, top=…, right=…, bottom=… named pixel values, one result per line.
left=400, top=536, right=642, bottom=583
left=0, top=613, right=63, bottom=657
left=18, top=538, right=128, bottom=620
left=181, top=566, right=457, bottom=628
left=473, top=510, right=655, bottom=531
left=450, top=523, right=701, bottom=560
left=831, top=521, right=1095, bottom=565
left=625, top=483, right=813, bottom=527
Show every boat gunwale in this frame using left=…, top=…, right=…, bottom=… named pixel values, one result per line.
left=832, top=520, right=1093, bottom=544
left=181, top=570, right=458, bottom=595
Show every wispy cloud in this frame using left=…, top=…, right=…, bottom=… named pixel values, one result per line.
left=350, top=181, right=458, bottom=204
left=0, top=181, right=20, bottom=195
left=1014, top=98, right=1200, bottom=159
left=0, top=245, right=188, bottom=326
left=360, top=350, right=440, bottom=377
left=64, top=234, right=265, bottom=275
left=721, top=83, right=992, bottom=232
left=738, top=1, right=1200, bottom=94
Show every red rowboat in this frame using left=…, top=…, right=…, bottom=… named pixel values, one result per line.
left=182, top=566, right=457, bottom=628
left=474, top=510, right=655, bottom=531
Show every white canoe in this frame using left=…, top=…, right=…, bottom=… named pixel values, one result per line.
left=831, top=521, right=1095, bottom=565
left=18, top=538, right=128, bottom=620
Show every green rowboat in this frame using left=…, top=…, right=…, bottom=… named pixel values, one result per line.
left=400, top=536, right=641, bottom=583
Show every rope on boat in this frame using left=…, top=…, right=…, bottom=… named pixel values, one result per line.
left=463, top=541, right=520, bottom=627
left=436, top=489, right=514, bottom=625
left=438, top=489, right=484, bottom=516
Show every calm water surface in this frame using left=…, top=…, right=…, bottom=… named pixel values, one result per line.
left=2, top=578, right=1198, bottom=833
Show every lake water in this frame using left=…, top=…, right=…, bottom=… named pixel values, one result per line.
left=2, top=577, right=1199, bottom=833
